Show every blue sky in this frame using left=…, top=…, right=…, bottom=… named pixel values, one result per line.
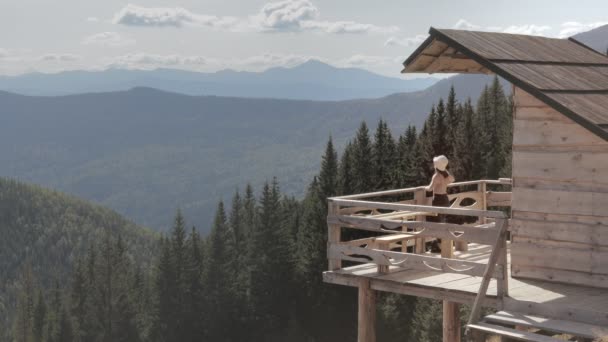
left=0, top=0, right=606, bottom=77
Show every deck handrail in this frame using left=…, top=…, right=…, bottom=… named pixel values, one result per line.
left=326, top=178, right=512, bottom=335
left=329, top=178, right=512, bottom=201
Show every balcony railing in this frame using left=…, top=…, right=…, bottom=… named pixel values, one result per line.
left=326, top=179, right=512, bottom=327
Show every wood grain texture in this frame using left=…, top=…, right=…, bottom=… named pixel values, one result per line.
left=358, top=278, right=376, bottom=342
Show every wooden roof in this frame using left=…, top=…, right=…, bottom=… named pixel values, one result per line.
left=403, top=28, right=608, bottom=141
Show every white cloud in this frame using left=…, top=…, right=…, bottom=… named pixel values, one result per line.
left=87, top=17, right=100, bottom=22
left=384, top=34, right=428, bottom=47
left=235, top=53, right=313, bottom=69
left=558, top=21, right=608, bottom=38
left=253, top=0, right=397, bottom=33
left=254, top=0, right=398, bottom=34
left=38, top=53, right=82, bottom=62
left=338, top=54, right=396, bottom=68
left=105, top=52, right=322, bottom=72
left=301, top=20, right=398, bottom=34
left=112, top=1, right=397, bottom=34
left=112, top=4, right=239, bottom=29
left=452, top=20, right=608, bottom=38
left=255, top=0, right=319, bottom=31
left=107, top=53, right=211, bottom=69
left=452, top=19, right=551, bottom=37
left=83, top=32, right=136, bottom=47
left=453, top=19, right=481, bottom=31
left=502, top=24, right=551, bottom=36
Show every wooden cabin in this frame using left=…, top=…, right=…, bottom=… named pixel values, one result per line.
left=323, top=28, right=608, bottom=342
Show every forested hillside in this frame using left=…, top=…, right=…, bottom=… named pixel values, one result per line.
left=0, top=74, right=507, bottom=232
left=0, top=178, right=158, bottom=342
left=8, top=77, right=512, bottom=342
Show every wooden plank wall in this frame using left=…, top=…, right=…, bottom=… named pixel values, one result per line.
left=511, top=87, right=608, bottom=289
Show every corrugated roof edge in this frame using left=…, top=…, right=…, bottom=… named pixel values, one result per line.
left=403, top=27, right=608, bottom=142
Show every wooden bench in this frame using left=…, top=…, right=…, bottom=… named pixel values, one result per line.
left=374, top=233, right=417, bottom=273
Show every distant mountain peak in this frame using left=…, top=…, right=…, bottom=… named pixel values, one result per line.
left=573, top=24, right=608, bottom=54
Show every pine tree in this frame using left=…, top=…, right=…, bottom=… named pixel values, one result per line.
left=411, top=298, right=443, bottom=342
left=337, top=142, right=355, bottom=195
left=453, top=99, right=476, bottom=181
left=318, top=137, right=338, bottom=201
left=205, top=201, right=237, bottom=341
left=56, top=302, right=74, bottom=342
left=13, top=262, right=35, bottom=342
left=70, top=259, right=87, bottom=342
left=473, top=85, right=492, bottom=179
left=249, top=179, right=292, bottom=340
left=175, top=227, right=205, bottom=342
left=32, top=290, right=46, bottom=342
left=434, top=98, right=448, bottom=156
left=372, top=119, right=396, bottom=190
left=446, top=86, right=459, bottom=157
left=351, top=122, right=374, bottom=193
left=395, top=125, right=418, bottom=188
left=155, top=236, right=175, bottom=342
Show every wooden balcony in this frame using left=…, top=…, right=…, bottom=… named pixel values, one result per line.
left=323, top=179, right=608, bottom=341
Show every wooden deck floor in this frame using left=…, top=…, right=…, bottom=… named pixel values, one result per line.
left=323, top=243, right=608, bottom=326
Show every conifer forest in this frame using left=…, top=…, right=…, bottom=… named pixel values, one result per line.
left=7, top=77, right=513, bottom=342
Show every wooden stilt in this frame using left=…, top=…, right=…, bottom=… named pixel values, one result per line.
left=443, top=301, right=461, bottom=342
left=358, top=278, right=376, bottom=342
left=442, top=239, right=461, bottom=342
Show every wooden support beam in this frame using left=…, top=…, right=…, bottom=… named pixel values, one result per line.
left=442, top=232, right=461, bottom=342
left=358, top=278, right=376, bottom=342
left=328, top=201, right=342, bottom=270
left=443, top=301, right=461, bottom=342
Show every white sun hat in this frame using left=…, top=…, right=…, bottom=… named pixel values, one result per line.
left=433, top=155, right=449, bottom=171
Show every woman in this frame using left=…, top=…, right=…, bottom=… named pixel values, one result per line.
left=426, top=155, right=455, bottom=222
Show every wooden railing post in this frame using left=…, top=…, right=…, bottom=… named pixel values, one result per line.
left=328, top=200, right=342, bottom=271
left=478, top=181, right=487, bottom=225
left=414, top=188, right=427, bottom=254
left=454, top=181, right=469, bottom=252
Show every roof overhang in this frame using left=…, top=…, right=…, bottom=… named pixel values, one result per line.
left=402, top=30, right=490, bottom=74
left=402, top=27, right=608, bottom=142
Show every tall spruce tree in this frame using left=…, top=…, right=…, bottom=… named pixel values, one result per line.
left=351, top=122, right=374, bottom=193
left=372, top=119, right=396, bottom=190
left=205, top=201, right=237, bottom=341
left=453, top=99, right=476, bottom=181
left=433, top=98, right=448, bottom=156
left=446, top=86, right=459, bottom=157
left=337, top=142, right=355, bottom=195
left=319, top=137, right=338, bottom=201
left=32, top=290, right=46, bottom=342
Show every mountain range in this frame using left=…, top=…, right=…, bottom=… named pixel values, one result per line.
left=0, top=60, right=438, bottom=100
left=574, top=23, right=608, bottom=53
left=0, top=74, right=505, bottom=231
